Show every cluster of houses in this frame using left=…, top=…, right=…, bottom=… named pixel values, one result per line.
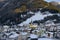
left=0, top=19, right=60, bottom=40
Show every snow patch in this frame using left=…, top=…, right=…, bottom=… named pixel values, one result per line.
left=19, top=11, right=53, bottom=26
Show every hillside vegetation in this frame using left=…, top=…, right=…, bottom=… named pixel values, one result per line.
left=14, top=0, right=60, bottom=13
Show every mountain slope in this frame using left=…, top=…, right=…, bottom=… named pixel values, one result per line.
left=13, top=0, right=60, bottom=13
left=0, top=0, right=60, bottom=25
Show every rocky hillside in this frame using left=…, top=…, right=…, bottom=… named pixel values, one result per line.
left=0, top=0, right=60, bottom=25
left=50, top=1, right=60, bottom=8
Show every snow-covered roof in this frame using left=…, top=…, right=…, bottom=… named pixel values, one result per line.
left=45, top=20, right=55, bottom=26
left=30, top=34, right=38, bottom=38
left=21, top=32, right=27, bottom=35
left=47, top=32, right=53, bottom=34
left=32, top=30, right=39, bottom=32
left=3, top=25, right=10, bottom=28
left=9, top=34, right=19, bottom=38
left=45, top=20, right=53, bottom=23
left=9, top=32, right=19, bottom=38
left=5, top=33, right=11, bottom=36
left=45, top=23, right=55, bottom=26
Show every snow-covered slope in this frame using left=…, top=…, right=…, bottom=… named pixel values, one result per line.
left=19, top=11, right=54, bottom=26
